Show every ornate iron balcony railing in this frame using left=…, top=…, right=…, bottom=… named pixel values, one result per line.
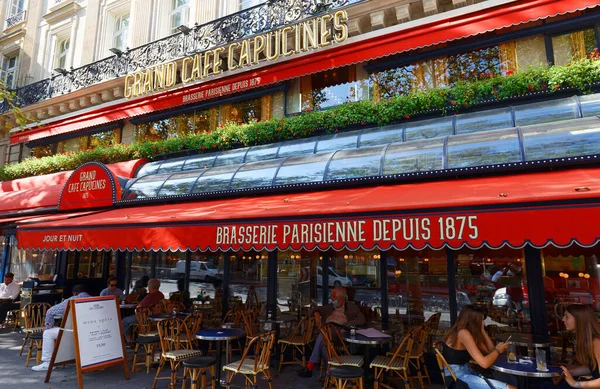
left=5, top=10, right=26, bottom=29
left=0, top=0, right=362, bottom=114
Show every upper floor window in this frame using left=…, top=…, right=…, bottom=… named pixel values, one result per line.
left=5, top=0, right=26, bottom=29
left=54, top=38, right=70, bottom=70
left=170, top=0, right=190, bottom=34
left=239, top=0, right=265, bottom=10
left=552, top=29, right=596, bottom=67
left=113, top=14, right=130, bottom=51
left=2, top=55, right=18, bottom=89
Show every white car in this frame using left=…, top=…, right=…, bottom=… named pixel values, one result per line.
left=317, top=266, right=352, bottom=287
left=176, top=260, right=221, bottom=281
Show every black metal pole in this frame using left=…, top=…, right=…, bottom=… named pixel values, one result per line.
left=184, top=251, right=191, bottom=300
left=222, top=252, right=230, bottom=320
left=524, top=245, right=549, bottom=338
left=321, top=251, right=330, bottom=306
left=380, top=250, right=390, bottom=330
left=446, top=248, right=458, bottom=325
left=125, top=251, right=133, bottom=295
left=267, top=250, right=278, bottom=318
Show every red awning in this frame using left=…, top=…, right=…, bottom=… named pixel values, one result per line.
left=10, top=0, right=597, bottom=145
left=15, top=167, right=600, bottom=252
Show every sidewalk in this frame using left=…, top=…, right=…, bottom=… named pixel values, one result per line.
left=0, top=328, right=322, bottom=389
left=0, top=328, right=445, bottom=389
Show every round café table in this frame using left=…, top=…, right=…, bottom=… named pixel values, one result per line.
left=343, top=329, right=392, bottom=386
left=148, top=313, right=188, bottom=321
left=491, top=355, right=560, bottom=387
left=196, top=328, right=245, bottom=389
left=496, top=333, right=552, bottom=348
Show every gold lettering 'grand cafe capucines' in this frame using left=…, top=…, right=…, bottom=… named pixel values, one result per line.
left=123, top=10, right=349, bottom=99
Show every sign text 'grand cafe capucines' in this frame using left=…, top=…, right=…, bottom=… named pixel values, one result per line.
left=4, top=0, right=600, bottom=340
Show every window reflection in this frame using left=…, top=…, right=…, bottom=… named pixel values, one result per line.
left=552, top=29, right=596, bottom=67
left=274, top=153, right=332, bottom=185
left=447, top=129, right=521, bottom=168
left=541, top=246, right=600, bottom=337
left=382, top=139, right=444, bottom=175
left=387, top=249, right=450, bottom=331
left=31, top=128, right=121, bottom=159
left=325, top=146, right=385, bottom=181
left=229, top=250, right=267, bottom=309
left=9, top=236, right=55, bottom=282
left=455, top=247, right=530, bottom=333
left=521, top=120, right=600, bottom=161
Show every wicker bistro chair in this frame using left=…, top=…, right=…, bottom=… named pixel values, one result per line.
left=278, top=316, right=315, bottom=372
left=152, top=318, right=203, bottom=389
left=182, top=356, right=216, bottom=389
left=207, top=308, right=244, bottom=359
left=434, top=342, right=459, bottom=389
left=21, top=302, right=51, bottom=367
left=161, top=299, right=186, bottom=315
left=181, top=312, right=204, bottom=350
left=131, top=306, right=160, bottom=374
left=371, top=328, right=416, bottom=389
left=321, top=324, right=364, bottom=389
left=222, top=330, right=276, bottom=389
left=408, top=326, right=431, bottom=388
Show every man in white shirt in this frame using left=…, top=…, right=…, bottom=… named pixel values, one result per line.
left=0, top=272, right=21, bottom=325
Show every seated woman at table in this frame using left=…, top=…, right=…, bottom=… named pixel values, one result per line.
left=443, top=305, right=515, bottom=389
left=558, top=304, right=600, bottom=388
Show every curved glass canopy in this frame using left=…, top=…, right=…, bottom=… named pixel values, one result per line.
left=124, top=114, right=600, bottom=201
left=134, top=93, right=600, bottom=179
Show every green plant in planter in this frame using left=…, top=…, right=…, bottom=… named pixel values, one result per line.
left=3, top=56, right=600, bottom=182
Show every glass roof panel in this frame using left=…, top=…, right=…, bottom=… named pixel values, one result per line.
left=274, top=153, right=333, bottom=186
left=405, top=117, right=454, bottom=141
left=245, top=144, right=280, bottom=163
left=157, top=171, right=203, bottom=196
left=383, top=139, right=445, bottom=175
left=277, top=138, right=318, bottom=158
left=182, top=154, right=218, bottom=171
left=514, top=97, right=579, bottom=127
left=125, top=172, right=173, bottom=199
left=156, top=156, right=188, bottom=174
left=230, top=159, right=283, bottom=190
left=358, top=124, right=404, bottom=148
left=191, top=165, right=239, bottom=194
left=579, top=93, right=600, bottom=117
left=213, top=148, right=248, bottom=166
left=455, top=107, right=513, bottom=134
left=135, top=161, right=163, bottom=177
left=315, top=130, right=360, bottom=153
left=521, top=117, right=600, bottom=161
left=326, top=146, right=386, bottom=181
left=447, top=128, right=521, bottom=168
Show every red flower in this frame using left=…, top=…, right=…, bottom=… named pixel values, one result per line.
left=201, top=146, right=206, bottom=150
left=212, top=144, right=217, bottom=148
left=361, top=122, right=365, bottom=125
left=277, top=127, right=281, bottom=131
left=450, top=101, right=456, bottom=105
left=506, top=70, right=514, bottom=76
left=528, top=85, right=534, bottom=91
left=554, top=84, right=561, bottom=89
left=405, top=115, right=410, bottom=119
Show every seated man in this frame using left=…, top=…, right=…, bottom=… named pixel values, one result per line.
left=295, top=286, right=365, bottom=378
left=121, top=278, right=164, bottom=343
left=99, top=276, right=125, bottom=300
left=0, top=272, right=21, bottom=326
left=31, top=284, right=91, bottom=371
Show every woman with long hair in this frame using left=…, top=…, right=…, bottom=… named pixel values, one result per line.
left=559, top=304, right=600, bottom=388
left=443, top=305, right=516, bottom=389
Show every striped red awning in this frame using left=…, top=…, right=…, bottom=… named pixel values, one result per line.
left=15, top=167, right=600, bottom=252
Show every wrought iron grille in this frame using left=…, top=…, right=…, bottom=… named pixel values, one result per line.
left=0, top=0, right=363, bottom=114
left=5, top=10, right=26, bottom=29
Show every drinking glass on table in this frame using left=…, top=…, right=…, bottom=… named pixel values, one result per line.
left=535, top=348, right=547, bottom=371
left=507, top=343, right=517, bottom=363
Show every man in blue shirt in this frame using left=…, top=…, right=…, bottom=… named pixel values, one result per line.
left=31, top=284, right=91, bottom=371
left=99, top=276, right=125, bottom=300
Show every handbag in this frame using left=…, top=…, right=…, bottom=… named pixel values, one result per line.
left=448, top=378, right=470, bottom=389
